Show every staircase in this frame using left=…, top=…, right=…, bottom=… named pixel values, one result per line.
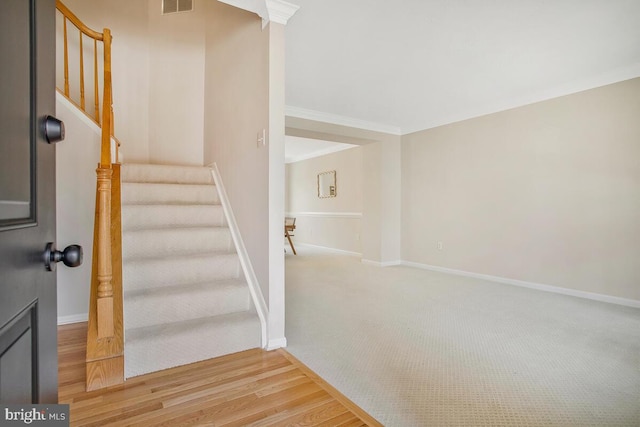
left=120, top=164, right=261, bottom=378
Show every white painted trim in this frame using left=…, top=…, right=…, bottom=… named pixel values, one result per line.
left=57, top=313, right=88, bottom=325
left=210, top=163, right=269, bottom=347
left=288, top=71, right=640, bottom=137
left=265, top=0, right=299, bottom=25
left=285, top=105, right=402, bottom=136
left=402, top=261, right=640, bottom=309
left=217, top=0, right=298, bottom=29
left=266, top=337, right=287, bottom=350
left=286, top=211, right=362, bottom=219
left=217, top=0, right=267, bottom=20
left=296, top=243, right=361, bottom=257
left=361, top=259, right=402, bottom=267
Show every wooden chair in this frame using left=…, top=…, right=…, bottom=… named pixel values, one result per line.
left=285, top=217, right=297, bottom=255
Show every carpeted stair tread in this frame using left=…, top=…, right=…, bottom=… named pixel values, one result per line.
left=125, top=311, right=261, bottom=378
left=120, top=163, right=261, bottom=380
left=124, top=279, right=251, bottom=330
left=123, top=227, right=233, bottom=259
left=123, top=252, right=240, bottom=291
left=122, top=182, right=220, bottom=205
left=122, top=163, right=213, bottom=185
left=122, top=204, right=226, bottom=231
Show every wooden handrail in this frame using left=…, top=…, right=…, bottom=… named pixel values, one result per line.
left=56, top=0, right=123, bottom=392
left=100, top=28, right=112, bottom=168
left=56, top=0, right=104, bottom=40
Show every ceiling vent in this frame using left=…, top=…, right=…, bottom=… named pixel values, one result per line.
left=162, top=0, right=194, bottom=14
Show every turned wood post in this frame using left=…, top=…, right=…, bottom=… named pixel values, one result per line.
left=95, top=166, right=113, bottom=339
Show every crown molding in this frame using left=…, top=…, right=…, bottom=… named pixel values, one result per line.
left=217, top=0, right=300, bottom=28
left=285, top=106, right=402, bottom=136
left=265, top=0, right=300, bottom=25
left=217, top=0, right=267, bottom=18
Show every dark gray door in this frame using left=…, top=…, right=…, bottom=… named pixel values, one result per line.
left=0, top=0, right=58, bottom=403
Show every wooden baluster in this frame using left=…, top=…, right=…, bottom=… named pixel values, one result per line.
left=79, top=31, right=85, bottom=111
left=94, top=39, right=100, bottom=123
left=110, top=82, right=115, bottom=158
left=63, top=17, right=69, bottom=97
left=110, top=95, right=118, bottom=163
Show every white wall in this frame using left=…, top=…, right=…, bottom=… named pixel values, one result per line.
left=285, top=117, right=402, bottom=263
left=286, top=146, right=363, bottom=253
left=58, top=0, right=206, bottom=165
left=361, top=139, right=402, bottom=264
left=203, top=0, right=269, bottom=301
left=60, top=0, right=151, bottom=163
left=402, top=78, right=640, bottom=301
left=147, top=0, right=205, bottom=165
left=202, top=4, right=288, bottom=348
left=267, top=23, right=287, bottom=348
left=55, top=97, right=101, bottom=322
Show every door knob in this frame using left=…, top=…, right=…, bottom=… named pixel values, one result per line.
left=42, top=115, right=65, bottom=143
left=44, top=242, right=82, bottom=271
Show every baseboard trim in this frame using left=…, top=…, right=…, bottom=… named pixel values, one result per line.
left=402, top=261, right=640, bottom=308
left=210, top=163, right=269, bottom=348
left=361, top=259, right=402, bottom=267
left=296, top=243, right=361, bottom=257
left=286, top=211, right=362, bottom=219
left=57, top=313, right=88, bottom=325
left=266, top=337, right=287, bottom=351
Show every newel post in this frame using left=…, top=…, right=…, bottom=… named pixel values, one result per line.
left=95, top=166, right=114, bottom=338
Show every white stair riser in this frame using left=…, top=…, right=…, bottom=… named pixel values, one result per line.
left=122, top=205, right=226, bottom=231
left=123, top=228, right=233, bottom=259
left=122, top=183, right=220, bottom=205
left=123, top=254, right=240, bottom=291
left=124, top=313, right=261, bottom=378
left=124, top=282, right=251, bottom=330
left=121, top=164, right=213, bottom=185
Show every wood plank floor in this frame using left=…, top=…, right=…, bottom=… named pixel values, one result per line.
left=58, top=323, right=381, bottom=426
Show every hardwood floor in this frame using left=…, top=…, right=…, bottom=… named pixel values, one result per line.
left=58, top=323, right=381, bottom=426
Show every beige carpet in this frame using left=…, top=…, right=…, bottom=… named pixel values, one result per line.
left=121, top=164, right=260, bottom=378
left=285, top=245, right=640, bottom=426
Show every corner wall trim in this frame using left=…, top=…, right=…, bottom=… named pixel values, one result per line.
left=210, top=163, right=269, bottom=347
left=286, top=211, right=362, bottom=219
left=296, top=243, right=361, bottom=257
left=266, top=337, right=287, bottom=351
left=57, top=313, right=88, bottom=325
left=265, top=0, right=300, bottom=25
left=361, top=259, right=402, bottom=267
left=402, top=261, right=640, bottom=309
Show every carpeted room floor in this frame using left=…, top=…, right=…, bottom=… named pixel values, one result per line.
left=284, top=245, right=640, bottom=426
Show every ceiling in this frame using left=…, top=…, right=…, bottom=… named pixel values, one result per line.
left=284, top=0, right=640, bottom=135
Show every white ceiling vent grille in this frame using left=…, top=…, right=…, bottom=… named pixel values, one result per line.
left=162, top=0, right=193, bottom=14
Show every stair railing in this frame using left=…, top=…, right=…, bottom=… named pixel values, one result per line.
left=56, top=0, right=124, bottom=391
